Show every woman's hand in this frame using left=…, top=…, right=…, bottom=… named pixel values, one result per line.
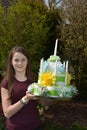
left=25, top=91, right=39, bottom=101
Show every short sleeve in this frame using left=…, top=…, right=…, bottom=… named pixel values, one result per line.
left=0, top=78, right=8, bottom=90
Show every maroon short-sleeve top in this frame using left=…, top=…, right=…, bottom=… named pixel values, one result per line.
left=0, top=78, right=41, bottom=130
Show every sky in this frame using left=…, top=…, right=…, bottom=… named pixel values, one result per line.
left=44, top=0, right=48, bottom=5
left=44, top=0, right=62, bottom=7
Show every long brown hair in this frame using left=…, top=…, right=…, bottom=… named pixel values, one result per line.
left=6, top=46, right=36, bottom=99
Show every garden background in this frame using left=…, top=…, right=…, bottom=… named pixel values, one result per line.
left=0, top=0, right=87, bottom=130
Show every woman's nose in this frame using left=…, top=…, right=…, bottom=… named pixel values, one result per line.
left=18, top=61, right=22, bottom=64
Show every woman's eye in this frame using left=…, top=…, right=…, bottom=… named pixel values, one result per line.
left=22, top=58, right=26, bottom=62
left=14, top=59, right=26, bottom=62
left=15, top=59, right=19, bottom=62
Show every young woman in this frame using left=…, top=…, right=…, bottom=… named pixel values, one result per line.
left=0, top=46, right=42, bottom=130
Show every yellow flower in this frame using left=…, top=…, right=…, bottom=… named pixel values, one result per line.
left=40, top=72, right=56, bottom=86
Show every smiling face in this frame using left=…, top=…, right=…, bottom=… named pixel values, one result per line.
left=12, top=52, right=28, bottom=74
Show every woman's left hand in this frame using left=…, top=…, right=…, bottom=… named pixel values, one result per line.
left=25, top=91, right=39, bottom=100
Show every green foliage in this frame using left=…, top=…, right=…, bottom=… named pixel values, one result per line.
left=0, top=113, right=6, bottom=130
left=71, top=123, right=87, bottom=130
left=0, top=0, right=62, bottom=75
left=0, top=1, right=48, bottom=73
left=43, top=121, right=87, bottom=130
left=61, top=0, right=87, bottom=87
left=44, top=8, right=62, bottom=58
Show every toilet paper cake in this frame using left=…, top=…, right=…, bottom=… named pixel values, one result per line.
left=28, top=39, right=77, bottom=98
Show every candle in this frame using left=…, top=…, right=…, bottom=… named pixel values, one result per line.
left=54, top=60, right=57, bottom=75
left=63, top=61, right=65, bottom=68
left=40, top=58, right=43, bottom=74
left=54, top=39, right=58, bottom=56
left=65, top=61, right=68, bottom=86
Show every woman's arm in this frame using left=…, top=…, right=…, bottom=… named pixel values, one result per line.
left=1, top=88, right=26, bottom=118
left=1, top=88, right=37, bottom=119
